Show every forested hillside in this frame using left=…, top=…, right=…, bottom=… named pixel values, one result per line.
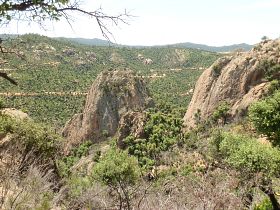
left=58, top=37, right=253, bottom=52
left=0, top=34, right=220, bottom=127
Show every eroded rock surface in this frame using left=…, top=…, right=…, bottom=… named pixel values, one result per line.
left=184, top=39, right=280, bottom=130
left=117, top=111, right=147, bottom=149
left=62, top=70, right=154, bottom=152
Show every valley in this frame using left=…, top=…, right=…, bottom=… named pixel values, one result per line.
left=0, top=34, right=219, bottom=126
left=1, top=0, right=280, bottom=209
left=1, top=34, right=280, bottom=210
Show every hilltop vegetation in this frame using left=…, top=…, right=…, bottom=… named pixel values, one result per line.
left=59, top=37, right=253, bottom=52
left=0, top=34, right=220, bottom=126
left=1, top=35, right=280, bottom=209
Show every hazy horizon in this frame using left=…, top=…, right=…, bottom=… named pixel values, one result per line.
left=1, top=0, right=280, bottom=46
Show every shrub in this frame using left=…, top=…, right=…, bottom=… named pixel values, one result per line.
left=267, top=80, right=280, bottom=94
left=212, top=63, right=222, bottom=76
left=12, top=119, right=61, bottom=160
left=0, top=114, right=61, bottom=161
left=92, top=149, right=140, bottom=187
left=0, top=97, right=4, bottom=109
left=257, top=60, right=280, bottom=81
left=254, top=198, right=274, bottom=210
left=211, top=102, right=230, bottom=123
left=249, top=90, right=280, bottom=145
left=124, top=110, right=183, bottom=168
left=216, top=132, right=280, bottom=177
left=58, top=141, right=92, bottom=177
left=92, top=149, right=141, bottom=210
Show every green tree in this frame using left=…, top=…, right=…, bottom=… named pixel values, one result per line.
left=92, top=149, right=140, bottom=210
left=249, top=90, right=280, bottom=146
left=211, top=101, right=230, bottom=124
left=0, top=0, right=129, bottom=83
left=124, top=109, right=183, bottom=168
left=261, top=36, right=269, bottom=41
left=214, top=132, right=280, bottom=209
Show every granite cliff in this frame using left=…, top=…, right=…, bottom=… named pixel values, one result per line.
left=184, top=39, right=280, bottom=130
left=62, top=70, right=154, bottom=152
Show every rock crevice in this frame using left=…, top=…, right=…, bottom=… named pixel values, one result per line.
left=62, top=70, right=154, bottom=152
left=183, top=39, right=280, bottom=130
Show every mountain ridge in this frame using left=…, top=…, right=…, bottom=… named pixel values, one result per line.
left=0, top=34, right=253, bottom=52
left=56, top=37, right=253, bottom=52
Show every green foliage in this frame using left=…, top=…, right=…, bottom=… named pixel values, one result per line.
left=34, top=194, right=52, bottom=210
left=257, top=60, right=280, bottom=81
left=92, top=149, right=140, bottom=186
left=266, top=64, right=280, bottom=81
left=148, top=69, right=203, bottom=108
left=194, top=109, right=202, bottom=125
left=0, top=97, right=4, bottom=109
left=3, top=95, right=85, bottom=127
left=15, top=122, right=60, bottom=159
left=124, top=108, right=184, bottom=168
left=211, top=102, right=230, bottom=123
left=180, top=164, right=193, bottom=176
left=0, top=114, right=14, bottom=134
left=215, top=132, right=280, bottom=177
left=0, top=114, right=60, bottom=159
left=67, top=175, right=92, bottom=198
left=267, top=80, right=280, bottom=94
left=157, top=167, right=178, bottom=180
left=58, top=141, right=92, bottom=177
left=0, top=0, right=70, bottom=23
left=254, top=198, right=274, bottom=210
left=249, top=90, right=280, bottom=145
left=212, top=63, right=223, bottom=76
left=1, top=34, right=219, bottom=127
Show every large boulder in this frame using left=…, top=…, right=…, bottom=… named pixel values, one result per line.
left=183, top=39, right=280, bottom=130
left=62, top=70, right=154, bottom=151
left=1, top=108, right=30, bottom=120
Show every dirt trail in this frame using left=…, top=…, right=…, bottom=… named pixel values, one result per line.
left=0, top=92, right=88, bottom=97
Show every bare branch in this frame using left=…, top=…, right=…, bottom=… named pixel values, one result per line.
left=0, top=72, right=17, bottom=85
left=0, top=0, right=132, bottom=41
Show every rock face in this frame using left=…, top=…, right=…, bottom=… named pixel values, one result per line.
left=117, top=111, right=147, bottom=149
left=62, top=70, right=153, bottom=151
left=183, top=39, right=280, bottom=130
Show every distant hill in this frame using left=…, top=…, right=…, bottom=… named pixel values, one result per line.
left=169, top=42, right=253, bottom=52
left=59, top=37, right=253, bottom=52
left=56, top=37, right=115, bottom=47
left=0, top=34, right=220, bottom=126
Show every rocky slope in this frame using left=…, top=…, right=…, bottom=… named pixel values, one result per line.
left=62, top=70, right=154, bottom=152
left=183, top=39, right=280, bottom=130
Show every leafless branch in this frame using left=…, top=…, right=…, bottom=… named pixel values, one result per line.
left=0, top=72, right=17, bottom=85
left=1, top=0, right=132, bottom=41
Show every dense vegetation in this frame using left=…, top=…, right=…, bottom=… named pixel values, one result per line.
left=1, top=34, right=280, bottom=209
left=0, top=34, right=219, bottom=126
left=60, top=37, right=253, bottom=52
left=124, top=105, right=184, bottom=169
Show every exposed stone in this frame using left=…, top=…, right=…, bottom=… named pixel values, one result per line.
left=62, top=70, right=154, bottom=152
left=183, top=39, right=280, bottom=130
left=144, top=58, right=153, bottom=65
left=1, top=108, right=30, bottom=120
left=117, top=111, right=147, bottom=149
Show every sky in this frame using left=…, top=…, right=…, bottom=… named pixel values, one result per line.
left=1, top=0, right=280, bottom=46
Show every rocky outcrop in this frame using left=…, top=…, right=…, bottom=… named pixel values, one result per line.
left=1, top=108, right=30, bottom=120
left=62, top=70, right=154, bottom=152
left=117, top=111, right=147, bottom=149
left=183, top=39, right=280, bottom=130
